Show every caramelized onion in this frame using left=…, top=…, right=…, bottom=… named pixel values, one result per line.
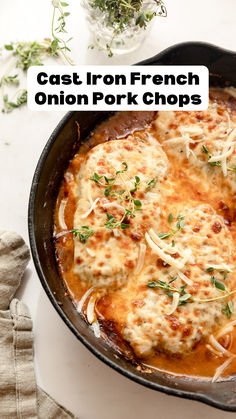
left=212, top=356, right=236, bottom=382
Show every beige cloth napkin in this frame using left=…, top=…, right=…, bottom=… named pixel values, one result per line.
left=0, top=231, right=76, bottom=418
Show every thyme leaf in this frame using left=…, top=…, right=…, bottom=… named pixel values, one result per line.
left=211, top=276, right=226, bottom=291
left=130, top=175, right=140, bottom=192
left=146, top=178, right=157, bottom=189
left=0, top=74, right=19, bottom=86
left=158, top=232, right=170, bottom=239
left=134, top=199, right=142, bottom=207
left=158, top=213, right=185, bottom=240
left=222, top=300, right=234, bottom=319
left=90, top=172, right=103, bottom=183
left=168, top=212, right=173, bottom=224
left=71, top=226, right=94, bottom=243
left=2, top=90, right=27, bottom=113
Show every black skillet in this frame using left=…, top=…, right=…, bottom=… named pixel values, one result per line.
left=28, top=42, right=236, bottom=411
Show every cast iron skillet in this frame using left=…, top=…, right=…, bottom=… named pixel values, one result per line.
left=28, top=42, right=236, bottom=411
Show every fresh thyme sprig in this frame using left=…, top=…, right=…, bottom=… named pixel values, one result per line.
left=202, top=144, right=236, bottom=172
left=3, top=40, right=57, bottom=70
left=90, top=161, right=142, bottom=219
left=158, top=213, right=185, bottom=240
left=1, top=2, right=72, bottom=113
left=147, top=280, right=236, bottom=308
left=1, top=40, right=55, bottom=112
left=104, top=212, right=130, bottom=229
left=1, top=74, right=19, bottom=86
left=222, top=300, right=234, bottom=319
left=205, top=267, right=234, bottom=318
left=51, top=0, right=73, bottom=65
left=206, top=266, right=230, bottom=280
left=2, top=89, right=27, bottom=113
left=90, top=0, right=167, bottom=56
left=147, top=266, right=235, bottom=318
left=71, top=162, right=150, bottom=243
left=71, top=226, right=94, bottom=243
left=147, top=279, right=192, bottom=304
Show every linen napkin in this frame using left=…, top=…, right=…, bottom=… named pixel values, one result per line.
left=0, top=230, right=76, bottom=418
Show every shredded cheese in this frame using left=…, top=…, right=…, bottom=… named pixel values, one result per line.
left=181, top=248, right=195, bottom=265
left=145, top=232, right=184, bottom=270
left=208, top=146, right=234, bottom=163
left=149, top=229, right=177, bottom=255
left=164, top=125, right=203, bottom=160
left=102, top=202, right=125, bottom=212
left=225, top=111, right=232, bottom=135
left=134, top=243, right=146, bottom=275
left=81, top=198, right=100, bottom=219
left=86, top=247, right=95, bottom=257
left=149, top=229, right=194, bottom=269
left=208, top=127, right=236, bottom=176
left=164, top=135, right=196, bottom=159
left=112, top=229, right=121, bottom=237
left=180, top=126, right=203, bottom=136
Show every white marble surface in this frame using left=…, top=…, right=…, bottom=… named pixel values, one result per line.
left=0, top=0, right=236, bottom=417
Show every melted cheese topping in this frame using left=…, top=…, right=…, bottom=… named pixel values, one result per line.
left=154, top=97, right=236, bottom=192
left=123, top=205, right=234, bottom=357
left=73, top=132, right=168, bottom=289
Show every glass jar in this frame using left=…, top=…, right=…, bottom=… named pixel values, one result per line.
left=82, top=0, right=166, bottom=55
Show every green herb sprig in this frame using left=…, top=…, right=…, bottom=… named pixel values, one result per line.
left=147, top=279, right=192, bottom=305
left=206, top=266, right=230, bottom=280
left=1, top=1, right=72, bottom=113
left=72, top=162, right=147, bottom=243
left=90, top=0, right=167, bottom=56
left=222, top=300, right=234, bottom=319
left=71, top=226, right=94, bottom=243
left=202, top=144, right=236, bottom=172
left=90, top=161, right=143, bottom=221
left=147, top=266, right=235, bottom=318
left=2, top=89, right=27, bottom=113
left=104, top=212, right=130, bottom=230
left=205, top=267, right=233, bottom=318
left=158, top=213, right=185, bottom=240
left=1, top=40, right=56, bottom=112
left=51, top=0, right=73, bottom=65
left=147, top=279, right=236, bottom=310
